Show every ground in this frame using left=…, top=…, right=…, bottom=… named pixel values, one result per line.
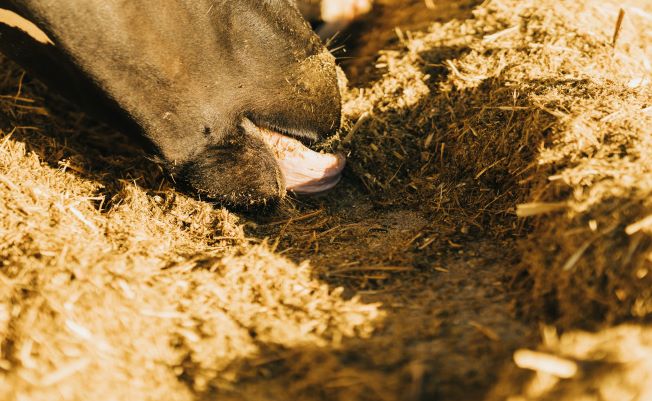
left=1, top=1, right=652, bottom=400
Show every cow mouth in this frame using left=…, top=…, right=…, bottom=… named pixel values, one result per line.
left=241, top=118, right=346, bottom=194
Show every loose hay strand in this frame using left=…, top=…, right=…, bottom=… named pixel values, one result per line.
left=612, top=8, right=626, bottom=47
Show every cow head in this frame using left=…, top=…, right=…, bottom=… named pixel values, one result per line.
left=176, top=1, right=346, bottom=207
left=0, top=0, right=344, bottom=207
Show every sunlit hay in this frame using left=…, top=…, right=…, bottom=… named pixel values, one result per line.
left=507, top=0, right=652, bottom=327
left=338, top=1, right=558, bottom=236
left=0, top=62, right=382, bottom=400
left=335, top=0, right=652, bottom=326
left=335, top=0, right=652, bottom=398
left=1, top=0, right=652, bottom=399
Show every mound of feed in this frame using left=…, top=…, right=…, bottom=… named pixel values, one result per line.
left=1, top=0, right=652, bottom=400
left=0, top=67, right=381, bottom=399
left=339, top=0, right=652, bottom=326
left=334, top=0, right=652, bottom=398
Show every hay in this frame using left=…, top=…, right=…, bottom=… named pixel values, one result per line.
left=1, top=0, right=652, bottom=399
left=337, top=0, right=652, bottom=325
left=0, top=65, right=381, bottom=399
left=333, top=0, right=652, bottom=397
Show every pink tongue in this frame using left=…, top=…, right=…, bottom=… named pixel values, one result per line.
left=242, top=119, right=346, bottom=194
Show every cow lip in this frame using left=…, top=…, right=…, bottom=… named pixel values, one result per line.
left=240, top=117, right=346, bottom=194
left=244, top=116, right=321, bottom=148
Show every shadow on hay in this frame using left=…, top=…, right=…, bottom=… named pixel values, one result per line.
left=166, top=39, right=570, bottom=400
left=0, top=63, right=277, bottom=216
left=0, top=33, right=559, bottom=399
left=0, top=67, right=169, bottom=211
left=179, top=241, right=537, bottom=401
left=2, top=0, right=652, bottom=400
left=0, top=32, right=592, bottom=401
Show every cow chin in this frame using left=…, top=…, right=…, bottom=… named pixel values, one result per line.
left=175, top=130, right=286, bottom=208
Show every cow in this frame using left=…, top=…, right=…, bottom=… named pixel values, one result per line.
left=0, top=0, right=370, bottom=208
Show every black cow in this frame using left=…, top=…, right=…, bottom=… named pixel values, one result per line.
left=0, top=0, right=365, bottom=207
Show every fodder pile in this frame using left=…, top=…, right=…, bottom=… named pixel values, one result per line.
left=1, top=0, right=652, bottom=400
left=0, top=68, right=381, bottom=399
left=339, top=0, right=652, bottom=325
left=333, top=0, right=652, bottom=397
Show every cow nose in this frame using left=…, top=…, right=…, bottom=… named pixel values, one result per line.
left=295, top=49, right=342, bottom=138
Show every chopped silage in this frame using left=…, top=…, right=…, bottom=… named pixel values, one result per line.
left=336, top=0, right=652, bottom=397
left=1, top=0, right=652, bottom=400
left=339, top=0, right=652, bottom=325
left=0, top=66, right=381, bottom=400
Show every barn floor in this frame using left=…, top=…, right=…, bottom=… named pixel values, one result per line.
left=1, top=1, right=652, bottom=400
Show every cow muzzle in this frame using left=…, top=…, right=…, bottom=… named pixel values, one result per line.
left=241, top=118, right=345, bottom=194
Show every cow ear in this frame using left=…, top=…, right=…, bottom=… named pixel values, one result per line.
left=174, top=128, right=285, bottom=208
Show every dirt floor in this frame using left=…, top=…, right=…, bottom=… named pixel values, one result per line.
left=1, top=0, right=652, bottom=400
